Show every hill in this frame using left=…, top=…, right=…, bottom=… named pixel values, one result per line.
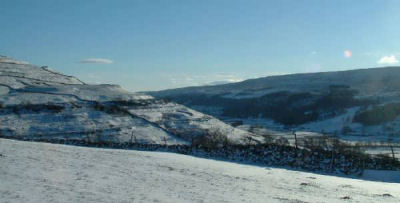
left=149, top=67, right=400, bottom=141
left=0, top=56, right=261, bottom=145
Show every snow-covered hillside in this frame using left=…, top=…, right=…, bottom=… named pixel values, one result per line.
left=0, top=56, right=260, bottom=145
left=149, top=66, right=400, bottom=141
left=1, top=138, right=399, bottom=203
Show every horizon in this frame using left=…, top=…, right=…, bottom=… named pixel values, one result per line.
left=150, top=64, right=400, bottom=92
left=1, top=0, right=400, bottom=92
left=4, top=54, right=400, bottom=93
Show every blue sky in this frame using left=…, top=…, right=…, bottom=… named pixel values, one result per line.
left=1, top=0, right=400, bottom=91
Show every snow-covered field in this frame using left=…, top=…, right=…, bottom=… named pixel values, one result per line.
left=1, top=138, right=399, bottom=203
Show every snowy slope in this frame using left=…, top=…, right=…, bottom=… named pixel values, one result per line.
left=128, top=102, right=263, bottom=144
left=0, top=56, right=259, bottom=145
left=149, top=66, right=400, bottom=141
left=1, top=138, right=399, bottom=203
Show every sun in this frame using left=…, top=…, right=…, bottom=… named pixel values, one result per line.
left=344, top=50, right=352, bottom=58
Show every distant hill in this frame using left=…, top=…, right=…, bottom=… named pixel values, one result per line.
left=149, top=67, right=400, bottom=140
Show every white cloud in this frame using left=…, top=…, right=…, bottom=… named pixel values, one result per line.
left=80, top=58, right=113, bottom=64
left=377, top=55, right=399, bottom=65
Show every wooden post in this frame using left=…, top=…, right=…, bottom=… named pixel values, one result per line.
left=93, top=122, right=99, bottom=144
left=330, top=138, right=338, bottom=173
left=130, top=127, right=136, bottom=145
left=330, top=149, right=335, bottom=172
left=247, top=136, right=252, bottom=145
left=163, top=136, right=167, bottom=145
left=86, top=133, right=91, bottom=144
left=390, top=145, right=396, bottom=160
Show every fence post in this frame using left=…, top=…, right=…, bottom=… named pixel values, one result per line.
left=390, top=145, right=396, bottom=160
left=163, top=136, right=167, bottom=145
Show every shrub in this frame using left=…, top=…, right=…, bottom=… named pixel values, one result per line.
left=192, top=129, right=230, bottom=149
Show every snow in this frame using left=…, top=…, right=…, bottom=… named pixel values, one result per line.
left=128, top=102, right=264, bottom=144
left=0, top=62, right=83, bottom=87
left=299, top=107, right=359, bottom=134
left=0, top=104, right=188, bottom=145
left=1, top=138, right=399, bottom=203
